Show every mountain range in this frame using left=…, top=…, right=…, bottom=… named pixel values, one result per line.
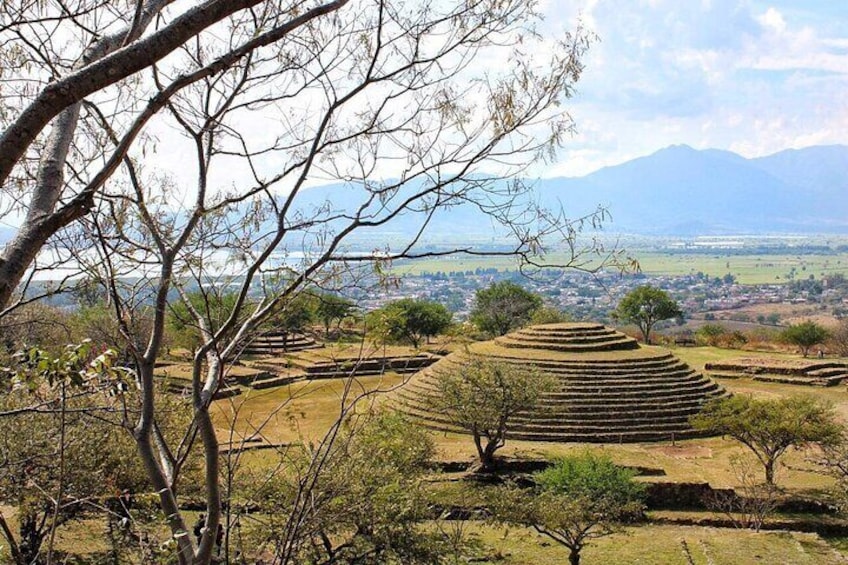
left=536, top=144, right=848, bottom=235
left=2, top=144, right=844, bottom=249
left=290, top=144, right=848, bottom=239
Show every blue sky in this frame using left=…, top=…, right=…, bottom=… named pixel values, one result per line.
left=541, top=1, right=848, bottom=176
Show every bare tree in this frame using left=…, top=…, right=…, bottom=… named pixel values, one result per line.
left=705, top=455, right=781, bottom=532
left=2, top=1, right=623, bottom=563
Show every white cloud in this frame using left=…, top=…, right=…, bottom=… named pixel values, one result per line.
left=757, top=7, right=787, bottom=33
left=534, top=0, right=848, bottom=176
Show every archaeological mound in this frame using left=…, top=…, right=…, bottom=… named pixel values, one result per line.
left=397, top=323, right=727, bottom=443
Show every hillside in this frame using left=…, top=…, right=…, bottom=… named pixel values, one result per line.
left=537, top=144, right=848, bottom=235
left=8, top=145, right=839, bottom=247
left=284, top=144, right=848, bottom=242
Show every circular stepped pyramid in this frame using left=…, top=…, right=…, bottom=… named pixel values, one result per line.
left=396, top=322, right=727, bottom=443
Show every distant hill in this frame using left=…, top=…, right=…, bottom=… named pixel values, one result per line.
left=287, top=144, right=848, bottom=240
left=536, top=144, right=848, bottom=235
left=2, top=145, right=843, bottom=248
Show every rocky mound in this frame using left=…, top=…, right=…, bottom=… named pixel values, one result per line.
left=397, top=323, right=727, bottom=443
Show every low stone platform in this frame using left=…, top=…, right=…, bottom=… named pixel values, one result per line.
left=706, top=357, right=848, bottom=386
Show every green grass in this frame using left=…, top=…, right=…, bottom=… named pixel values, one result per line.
left=393, top=251, right=848, bottom=285
left=212, top=372, right=408, bottom=444
left=635, top=252, right=848, bottom=284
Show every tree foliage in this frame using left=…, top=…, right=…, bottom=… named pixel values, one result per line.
left=0, top=1, right=613, bottom=562
left=530, top=306, right=572, bottom=325
left=781, top=321, right=830, bottom=357
left=470, top=281, right=543, bottom=337
left=0, top=344, right=197, bottom=564
left=490, top=452, right=645, bottom=565
left=691, top=395, right=842, bottom=485
left=315, top=293, right=357, bottom=337
left=612, top=285, right=682, bottom=344
left=367, top=298, right=452, bottom=347
left=425, top=356, right=552, bottom=471
left=240, top=411, right=461, bottom=564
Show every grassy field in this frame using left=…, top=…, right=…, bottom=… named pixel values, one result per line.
left=393, top=251, right=848, bottom=285
left=19, top=343, right=844, bottom=563
left=212, top=344, right=848, bottom=491
left=635, top=252, right=848, bottom=285
left=466, top=522, right=845, bottom=564
left=203, top=341, right=848, bottom=563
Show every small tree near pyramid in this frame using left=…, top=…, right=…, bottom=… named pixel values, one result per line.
left=613, top=285, right=682, bottom=344
left=426, top=356, right=553, bottom=472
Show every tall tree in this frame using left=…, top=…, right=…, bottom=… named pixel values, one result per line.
left=470, top=281, right=543, bottom=337
left=0, top=2, right=624, bottom=563
left=612, top=285, right=682, bottom=344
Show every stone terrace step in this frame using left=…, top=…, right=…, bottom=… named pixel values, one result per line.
left=443, top=356, right=681, bottom=374
left=535, top=385, right=722, bottom=403
left=471, top=351, right=676, bottom=367
left=402, top=377, right=719, bottom=402
left=494, top=335, right=639, bottom=352
left=505, top=332, right=631, bottom=346
left=752, top=373, right=845, bottom=387
left=397, top=404, right=707, bottom=443
left=806, top=367, right=848, bottom=379
left=510, top=406, right=705, bottom=424
left=251, top=374, right=308, bottom=389
left=242, top=333, right=320, bottom=355
left=510, top=420, right=694, bottom=434
left=421, top=362, right=697, bottom=382
left=515, top=326, right=616, bottom=337
left=507, top=428, right=705, bottom=443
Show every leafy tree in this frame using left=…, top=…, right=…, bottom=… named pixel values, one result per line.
left=691, top=395, right=842, bottom=485
left=781, top=321, right=830, bottom=357
left=695, top=323, right=726, bottom=346
left=612, top=285, right=682, bottom=344
left=530, top=306, right=572, bottom=325
left=168, top=291, right=244, bottom=351
left=266, top=292, right=317, bottom=335
left=315, top=293, right=357, bottom=337
left=241, top=412, right=462, bottom=564
left=0, top=2, right=611, bottom=563
left=367, top=298, right=452, bottom=347
left=490, top=452, right=645, bottom=565
left=0, top=343, right=197, bottom=564
left=426, top=356, right=553, bottom=471
left=470, top=281, right=543, bottom=337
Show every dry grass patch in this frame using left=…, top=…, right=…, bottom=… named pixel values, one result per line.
left=211, top=372, right=408, bottom=444
left=465, top=522, right=846, bottom=564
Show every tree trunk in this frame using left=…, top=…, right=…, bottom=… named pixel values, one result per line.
left=135, top=360, right=195, bottom=564
left=765, top=459, right=775, bottom=485
left=569, top=546, right=581, bottom=565
left=474, top=434, right=499, bottom=472
left=472, top=431, right=495, bottom=472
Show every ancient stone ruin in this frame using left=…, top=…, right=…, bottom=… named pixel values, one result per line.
left=398, top=322, right=728, bottom=443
